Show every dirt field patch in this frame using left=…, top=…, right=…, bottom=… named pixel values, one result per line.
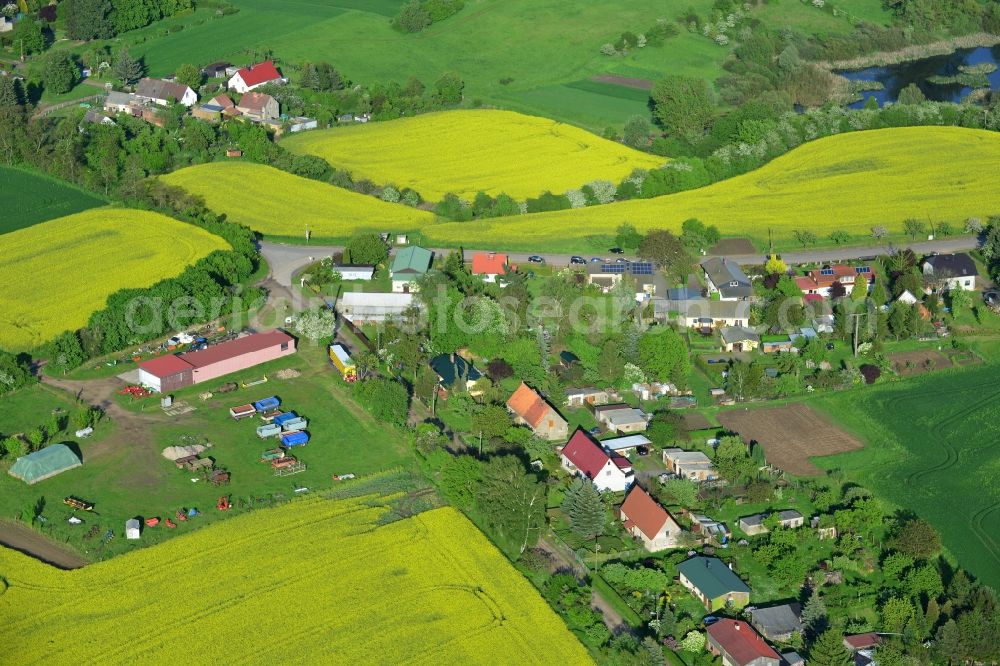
left=888, top=350, right=953, bottom=376
left=589, top=75, right=653, bottom=89
left=0, top=519, right=87, bottom=569
left=709, top=238, right=757, bottom=255
left=682, top=412, right=713, bottom=431
left=717, top=404, right=863, bottom=475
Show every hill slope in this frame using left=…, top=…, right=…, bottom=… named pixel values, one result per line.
left=281, top=109, right=666, bottom=200
left=0, top=209, right=230, bottom=351
left=161, top=162, right=436, bottom=239
left=421, top=126, right=1000, bottom=250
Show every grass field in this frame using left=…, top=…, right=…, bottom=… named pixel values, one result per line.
left=0, top=209, right=230, bottom=351
left=0, top=343, right=417, bottom=560
left=421, top=127, right=1000, bottom=250
left=0, top=167, right=105, bottom=235
left=161, top=162, right=435, bottom=238
left=281, top=109, right=665, bottom=199
left=73, top=0, right=878, bottom=130
left=813, top=366, right=1000, bottom=590
left=0, top=492, right=591, bottom=664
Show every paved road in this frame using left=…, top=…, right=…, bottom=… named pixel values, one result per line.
left=260, top=236, right=980, bottom=288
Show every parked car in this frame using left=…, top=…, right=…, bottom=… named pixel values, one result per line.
left=615, top=257, right=629, bottom=264
left=527, top=255, right=545, bottom=263
left=636, top=446, right=650, bottom=456
left=569, top=256, right=586, bottom=265
left=609, top=247, right=624, bottom=254
left=588, top=426, right=601, bottom=436
left=590, top=257, right=603, bottom=263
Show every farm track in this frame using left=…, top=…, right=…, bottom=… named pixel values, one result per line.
left=968, top=501, right=1000, bottom=566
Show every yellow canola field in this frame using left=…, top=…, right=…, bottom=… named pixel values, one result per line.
left=0, top=497, right=592, bottom=665
left=0, top=208, right=229, bottom=351
left=422, top=126, right=1000, bottom=248
left=162, top=162, right=435, bottom=238
left=281, top=109, right=666, bottom=200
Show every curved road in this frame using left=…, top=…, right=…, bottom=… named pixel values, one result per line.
left=260, top=236, right=979, bottom=288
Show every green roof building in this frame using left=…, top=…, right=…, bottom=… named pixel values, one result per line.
left=678, top=556, right=751, bottom=611
left=9, top=444, right=82, bottom=485
left=390, top=246, right=433, bottom=292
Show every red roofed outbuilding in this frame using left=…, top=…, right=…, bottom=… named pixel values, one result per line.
left=559, top=428, right=633, bottom=492
left=507, top=382, right=568, bottom=441
left=471, top=253, right=509, bottom=283
left=228, top=61, right=282, bottom=93
left=137, top=355, right=193, bottom=393
left=619, top=485, right=681, bottom=551
left=707, top=619, right=781, bottom=666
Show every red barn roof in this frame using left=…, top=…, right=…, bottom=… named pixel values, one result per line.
left=843, top=633, right=880, bottom=651
left=235, top=61, right=280, bottom=87
left=620, top=485, right=673, bottom=540
left=560, top=429, right=611, bottom=479
left=708, top=619, right=780, bottom=666
left=138, top=354, right=193, bottom=378
left=471, top=253, right=508, bottom=275
left=181, top=330, right=294, bottom=369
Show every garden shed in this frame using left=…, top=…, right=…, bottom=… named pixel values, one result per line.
left=8, top=444, right=82, bottom=485
left=125, top=519, right=141, bottom=540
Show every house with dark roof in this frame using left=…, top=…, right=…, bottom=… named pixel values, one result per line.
left=564, top=387, right=611, bottom=408
left=720, top=326, right=760, bottom=352
left=656, top=298, right=752, bottom=329
left=429, top=353, right=481, bottom=393
left=559, top=428, right=633, bottom=492
left=748, top=603, right=803, bottom=642
left=677, top=556, right=751, bottom=610
left=619, top=485, right=681, bottom=551
left=594, top=404, right=648, bottom=433
left=201, top=62, right=231, bottom=78
left=507, top=382, right=568, bottom=441
left=227, top=60, right=282, bottom=93
left=706, top=619, right=781, bottom=666
left=586, top=262, right=662, bottom=302
left=135, top=77, right=197, bottom=107
left=922, top=253, right=978, bottom=291
left=702, top=257, right=752, bottom=301
left=390, top=246, right=433, bottom=293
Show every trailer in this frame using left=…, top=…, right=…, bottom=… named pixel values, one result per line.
left=271, top=455, right=299, bottom=469
left=280, top=417, right=308, bottom=432
left=329, top=344, right=357, bottom=382
left=280, top=430, right=309, bottom=447
left=259, top=409, right=282, bottom=423
left=261, top=448, right=285, bottom=462
left=273, top=412, right=299, bottom=427
left=229, top=404, right=256, bottom=420
left=256, top=423, right=282, bottom=438
left=253, top=396, right=280, bottom=412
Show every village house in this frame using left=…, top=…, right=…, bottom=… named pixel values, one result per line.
left=192, top=93, right=237, bottom=122
left=470, top=252, right=509, bottom=283
left=336, top=292, right=422, bottom=323
left=82, top=109, right=114, bottom=125
left=564, top=387, right=610, bottom=408
left=593, top=404, right=648, bottom=433
left=689, top=513, right=731, bottom=540
left=657, top=299, right=753, bottom=329
left=602, top=434, right=651, bottom=456
left=134, top=78, right=197, bottom=107
left=559, top=428, right=633, bottom=492
left=720, top=326, right=760, bottom=352
left=761, top=338, right=795, bottom=354
left=678, top=556, right=752, bottom=611
left=429, top=353, right=482, bottom=394
left=235, top=91, right=279, bottom=121
left=507, top=382, right=569, bottom=441
left=227, top=60, right=282, bottom=93
left=794, top=264, right=875, bottom=300
left=618, top=485, right=682, bottom=551
left=390, top=246, right=433, bottom=293
left=201, top=62, right=231, bottom=79
left=739, top=510, right=805, bottom=536
left=706, top=619, right=781, bottom=666
left=586, top=262, right=662, bottom=301
left=702, top=257, right=752, bottom=301
left=748, top=603, right=804, bottom=643
left=922, top=252, right=978, bottom=291
left=663, top=448, right=718, bottom=482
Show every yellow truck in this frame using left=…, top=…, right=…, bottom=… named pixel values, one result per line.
left=329, top=344, right=357, bottom=382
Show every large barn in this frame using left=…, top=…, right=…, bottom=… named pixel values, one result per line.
left=137, top=330, right=296, bottom=392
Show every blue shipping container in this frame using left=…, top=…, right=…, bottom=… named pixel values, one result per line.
left=253, top=396, right=280, bottom=411
left=281, top=431, right=309, bottom=447
left=273, top=411, right=299, bottom=426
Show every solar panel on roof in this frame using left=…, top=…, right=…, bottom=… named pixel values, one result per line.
left=601, top=264, right=626, bottom=273
left=630, top=262, right=654, bottom=275
left=820, top=267, right=834, bottom=276
left=856, top=266, right=871, bottom=274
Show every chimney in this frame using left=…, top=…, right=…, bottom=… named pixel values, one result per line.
left=735, top=623, right=741, bottom=631
left=450, top=352, right=455, bottom=363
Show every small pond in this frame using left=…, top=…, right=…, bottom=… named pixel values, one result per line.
left=838, top=45, right=1000, bottom=108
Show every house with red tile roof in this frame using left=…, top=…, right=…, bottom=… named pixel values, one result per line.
left=707, top=619, right=781, bottom=666
left=619, top=485, right=681, bottom=550
left=506, top=382, right=568, bottom=441
left=842, top=633, right=880, bottom=652
left=559, top=428, right=633, bottom=492
left=470, top=252, right=509, bottom=283
left=795, top=264, right=875, bottom=299
left=227, top=61, right=282, bottom=93
left=236, top=91, right=279, bottom=121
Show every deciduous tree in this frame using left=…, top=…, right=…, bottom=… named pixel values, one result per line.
left=650, top=75, right=714, bottom=139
